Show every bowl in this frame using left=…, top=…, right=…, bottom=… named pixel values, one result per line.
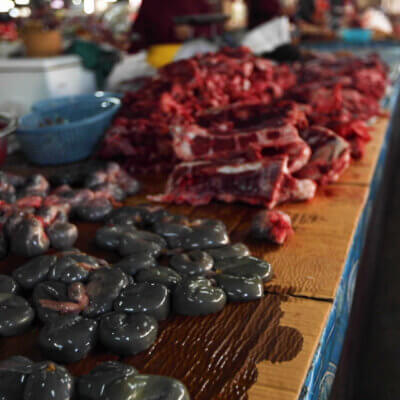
left=32, top=92, right=122, bottom=113
left=17, top=97, right=120, bottom=165
left=0, top=112, right=18, bottom=166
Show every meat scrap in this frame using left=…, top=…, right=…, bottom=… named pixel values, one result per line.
left=251, top=210, right=293, bottom=245
left=39, top=282, right=89, bottom=315
left=149, top=156, right=316, bottom=209
left=296, top=126, right=351, bottom=185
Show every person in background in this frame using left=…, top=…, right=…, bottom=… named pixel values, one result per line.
left=247, top=0, right=298, bottom=28
left=297, top=0, right=335, bottom=38
left=130, top=0, right=213, bottom=52
left=298, top=0, right=330, bottom=25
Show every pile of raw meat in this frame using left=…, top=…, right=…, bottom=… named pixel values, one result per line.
left=100, top=47, right=388, bottom=209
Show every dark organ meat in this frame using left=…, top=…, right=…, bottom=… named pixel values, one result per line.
left=0, top=204, right=274, bottom=367
left=150, top=156, right=316, bottom=208
left=0, top=163, right=140, bottom=258
left=0, top=357, right=190, bottom=400
left=296, top=126, right=351, bottom=185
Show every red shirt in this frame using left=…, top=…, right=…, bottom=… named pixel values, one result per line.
left=131, top=0, right=211, bottom=50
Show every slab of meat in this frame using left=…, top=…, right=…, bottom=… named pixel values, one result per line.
left=171, top=101, right=311, bottom=173
left=149, top=156, right=316, bottom=208
left=296, top=126, right=351, bottom=185
left=251, top=210, right=293, bottom=245
left=172, top=122, right=311, bottom=173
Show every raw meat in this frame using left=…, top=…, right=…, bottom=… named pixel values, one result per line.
left=100, top=47, right=297, bottom=173
left=289, top=53, right=388, bottom=159
left=99, top=47, right=388, bottom=208
left=172, top=122, right=310, bottom=173
left=296, top=126, right=351, bottom=185
left=149, top=156, right=316, bottom=209
left=292, top=52, right=388, bottom=99
left=172, top=101, right=311, bottom=173
left=289, top=84, right=375, bottom=159
left=251, top=210, right=293, bottom=245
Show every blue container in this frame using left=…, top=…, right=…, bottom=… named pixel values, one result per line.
left=340, top=28, right=372, bottom=44
left=17, top=97, right=120, bottom=165
left=32, top=92, right=122, bottom=113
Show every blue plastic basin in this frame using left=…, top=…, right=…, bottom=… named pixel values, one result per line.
left=31, top=92, right=122, bottom=113
left=17, top=96, right=121, bottom=165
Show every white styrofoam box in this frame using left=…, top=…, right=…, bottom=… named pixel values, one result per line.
left=0, top=55, right=96, bottom=116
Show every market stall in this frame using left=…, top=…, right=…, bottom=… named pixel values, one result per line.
left=0, top=41, right=398, bottom=400
left=1, top=0, right=400, bottom=397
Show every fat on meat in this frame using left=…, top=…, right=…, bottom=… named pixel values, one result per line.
left=172, top=122, right=311, bottom=173
left=149, top=156, right=316, bottom=208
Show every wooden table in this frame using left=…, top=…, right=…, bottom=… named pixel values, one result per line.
left=0, top=113, right=394, bottom=400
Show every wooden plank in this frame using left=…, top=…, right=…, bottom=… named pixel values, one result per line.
left=250, top=386, right=297, bottom=400
left=249, top=297, right=331, bottom=400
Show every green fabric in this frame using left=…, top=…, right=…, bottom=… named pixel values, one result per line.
left=68, top=39, right=120, bottom=89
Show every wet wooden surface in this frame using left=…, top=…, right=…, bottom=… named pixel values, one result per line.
left=0, top=116, right=389, bottom=400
